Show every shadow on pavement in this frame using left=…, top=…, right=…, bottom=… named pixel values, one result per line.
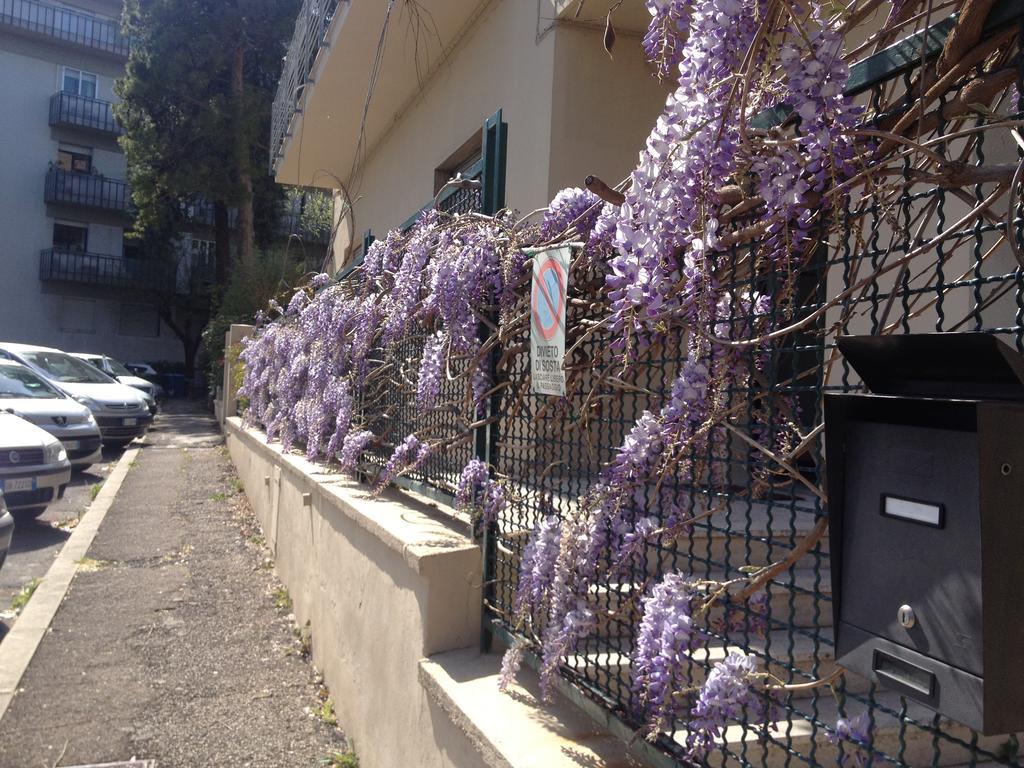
left=7, top=514, right=70, bottom=556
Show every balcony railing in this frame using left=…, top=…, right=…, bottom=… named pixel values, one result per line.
left=45, top=167, right=130, bottom=213
left=40, top=249, right=215, bottom=296
left=0, top=0, right=130, bottom=57
left=39, top=249, right=166, bottom=291
left=185, top=201, right=238, bottom=229
left=270, top=0, right=341, bottom=174
left=49, top=91, right=122, bottom=135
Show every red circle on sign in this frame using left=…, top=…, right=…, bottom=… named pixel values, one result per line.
left=532, top=257, right=565, bottom=342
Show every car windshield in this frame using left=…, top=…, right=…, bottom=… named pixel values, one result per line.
left=0, top=364, right=62, bottom=399
left=105, top=357, right=134, bottom=377
left=23, top=351, right=115, bottom=384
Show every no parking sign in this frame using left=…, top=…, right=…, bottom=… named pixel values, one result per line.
left=529, top=246, right=570, bottom=396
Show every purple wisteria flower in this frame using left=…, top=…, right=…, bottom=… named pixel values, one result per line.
left=631, top=573, right=699, bottom=732
left=416, top=331, right=447, bottom=413
left=512, top=515, right=561, bottom=621
left=338, top=430, right=374, bottom=474
left=642, top=0, right=693, bottom=79
left=454, top=458, right=506, bottom=528
left=498, top=639, right=526, bottom=692
left=539, top=187, right=602, bottom=241
left=286, top=289, right=309, bottom=316
left=686, top=653, right=766, bottom=760
left=310, top=272, right=331, bottom=289
left=374, top=434, right=431, bottom=491
left=607, top=0, right=762, bottom=352
left=381, top=213, right=439, bottom=346
left=829, top=712, right=872, bottom=767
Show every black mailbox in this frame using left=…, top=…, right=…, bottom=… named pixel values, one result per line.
left=826, top=333, right=1024, bottom=735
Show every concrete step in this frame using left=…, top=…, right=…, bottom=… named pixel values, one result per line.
left=588, top=567, right=832, bottom=638
left=648, top=496, right=828, bottom=573
left=567, top=628, right=872, bottom=704
left=500, top=487, right=828, bottom=572
left=669, top=691, right=1022, bottom=767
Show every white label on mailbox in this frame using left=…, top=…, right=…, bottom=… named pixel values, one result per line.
left=883, top=496, right=941, bottom=526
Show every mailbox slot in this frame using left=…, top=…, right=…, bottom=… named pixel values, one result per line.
left=873, top=649, right=936, bottom=698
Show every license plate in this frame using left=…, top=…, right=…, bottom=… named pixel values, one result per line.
left=123, top=418, right=138, bottom=426
left=65, top=440, right=81, bottom=450
left=1, top=477, right=36, bottom=492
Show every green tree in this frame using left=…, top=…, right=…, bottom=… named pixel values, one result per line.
left=115, top=0, right=299, bottom=282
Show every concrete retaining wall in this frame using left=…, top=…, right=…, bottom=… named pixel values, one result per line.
left=226, top=419, right=487, bottom=768
left=225, top=418, right=644, bottom=768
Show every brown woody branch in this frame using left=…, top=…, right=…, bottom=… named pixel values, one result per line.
left=936, top=0, right=999, bottom=78
left=584, top=175, right=625, bottom=206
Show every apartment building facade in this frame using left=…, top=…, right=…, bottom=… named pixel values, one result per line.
left=0, top=0, right=210, bottom=362
left=271, top=1, right=669, bottom=271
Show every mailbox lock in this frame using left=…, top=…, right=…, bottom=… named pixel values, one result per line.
left=898, top=604, right=917, bottom=629
left=1001, top=462, right=1012, bottom=476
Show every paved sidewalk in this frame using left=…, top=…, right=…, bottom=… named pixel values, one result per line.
left=0, top=404, right=350, bottom=767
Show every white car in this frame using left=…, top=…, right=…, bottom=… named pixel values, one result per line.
left=0, top=412, right=71, bottom=517
left=0, top=360, right=103, bottom=469
left=0, top=343, right=152, bottom=446
left=71, top=353, right=160, bottom=414
left=125, top=362, right=157, bottom=378
left=0, top=491, right=13, bottom=572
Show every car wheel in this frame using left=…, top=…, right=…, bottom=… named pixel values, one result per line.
left=13, top=506, right=48, bottom=519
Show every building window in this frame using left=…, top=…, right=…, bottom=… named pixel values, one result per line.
left=118, top=304, right=160, bottom=338
left=123, top=230, right=141, bottom=259
left=62, top=67, right=97, bottom=98
left=433, top=133, right=483, bottom=196
left=56, top=144, right=92, bottom=173
left=59, top=297, right=95, bottom=334
left=53, top=221, right=88, bottom=252
left=190, top=238, right=215, bottom=260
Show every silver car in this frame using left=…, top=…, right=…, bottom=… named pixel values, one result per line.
left=0, top=412, right=71, bottom=517
left=71, top=353, right=160, bottom=414
left=0, top=360, right=103, bottom=469
left=0, top=491, right=13, bottom=573
left=0, top=343, right=152, bottom=446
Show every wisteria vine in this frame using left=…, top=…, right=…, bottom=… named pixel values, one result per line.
left=236, top=0, right=1022, bottom=758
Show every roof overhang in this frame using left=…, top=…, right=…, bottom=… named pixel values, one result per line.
left=274, top=0, right=497, bottom=189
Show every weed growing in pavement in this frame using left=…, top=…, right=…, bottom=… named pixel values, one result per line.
left=292, top=621, right=312, bottom=657
left=230, top=477, right=244, bottom=494
left=247, top=532, right=265, bottom=548
left=11, top=578, right=42, bottom=613
left=76, top=557, right=110, bottom=572
left=313, top=698, right=338, bottom=727
left=272, top=586, right=292, bottom=611
left=210, top=491, right=228, bottom=502
left=319, top=750, right=358, bottom=768
left=89, top=482, right=103, bottom=501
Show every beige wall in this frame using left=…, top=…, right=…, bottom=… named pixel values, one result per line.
left=225, top=420, right=486, bottom=768
left=325, top=8, right=667, bottom=271
left=330, top=0, right=556, bottom=267
left=547, top=25, right=668, bottom=201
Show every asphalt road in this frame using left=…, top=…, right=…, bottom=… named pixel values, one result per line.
left=0, top=400, right=350, bottom=767
left=0, top=444, right=122, bottom=639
